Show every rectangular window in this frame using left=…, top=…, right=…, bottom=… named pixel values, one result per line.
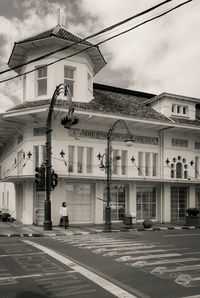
left=87, top=73, right=92, bottom=91
left=138, top=152, right=143, bottom=176
left=33, top=145, right=46, bottom=169
left=121, top=150, right=127, bottom=175
left=17, top=150, right=24, bottom=175
left=86, top=147, right=93, bottom=174
left=34, top=146, right=39, bottom=168
left=33, top=127, right=46, bottom=136
left=64, top=66, right=75, bottom=96
left=68, top=146, right=74, bottom=173
left=177, top=106, right=180, bottom=113
left=136, top=186, right=157, bottom=220
left=152, top=153, right=158, bottom=176
left=2, top=192, right=4, bottom=208
left=183, top=106, right=187, bottom=115
left=145, top=153, right=150, bottom=176
left=113, top=149, right=119, bottom=175
left=77, top=147, right=84, bottom=173
left=36, top=65, right=47, bottom=96
left=7, top=191, right=9, bottom=208
left=171, top=104, right=175, bottom=113
left=23, top=74, right=26, bottom=101
left=195, top=156, right=199, bottom=179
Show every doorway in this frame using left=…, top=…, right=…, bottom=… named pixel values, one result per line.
left=171, top=186, right=188, bottom=222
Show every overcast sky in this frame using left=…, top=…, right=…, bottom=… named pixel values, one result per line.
left=0, top=0, right=199, bottom=111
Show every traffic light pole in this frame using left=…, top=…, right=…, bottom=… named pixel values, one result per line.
left=44, top=85, right=61, bottom=230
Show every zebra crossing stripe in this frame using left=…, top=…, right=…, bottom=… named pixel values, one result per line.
left=180, top=295, right=200, bottom=298
left=93, top=245, right=157, bottom=253
left=23, top=240, right=142, bottom=298
left=129, top=258, right=199, bottom=268
left=116, top=253, right=181, bottom=262
left=151, top=264, right=200, bottom=275
left=103, top=249, right=166, bottom=257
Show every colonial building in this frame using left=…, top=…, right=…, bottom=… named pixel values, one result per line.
left=0, top=25, right=200, bottom=226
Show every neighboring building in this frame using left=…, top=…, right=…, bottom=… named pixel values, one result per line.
left=0, top=25, right=200, bottom=226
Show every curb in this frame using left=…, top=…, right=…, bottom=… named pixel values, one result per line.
left=0, top=226, right=199, bottom=237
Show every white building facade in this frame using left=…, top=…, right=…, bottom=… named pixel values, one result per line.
left=0, top=25, right=200, bottom=226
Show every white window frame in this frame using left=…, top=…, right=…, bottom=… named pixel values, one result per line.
left=36, top=65, right=47, bottom=97
left=64, top=65, right=76, bottom=97
left=171, top=103, right=188, bottom=116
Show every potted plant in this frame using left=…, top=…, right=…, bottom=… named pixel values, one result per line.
left=186, top=208, right=200, bottom=227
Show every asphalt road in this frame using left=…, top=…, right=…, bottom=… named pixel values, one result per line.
left=0, top=229, right=200, bottom=298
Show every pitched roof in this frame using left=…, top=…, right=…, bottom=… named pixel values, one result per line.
left=8, top=25, right=106, bottom=75
left=7, top=83, right=171, bottom=123
left=16, top=26, right=93, bottom=47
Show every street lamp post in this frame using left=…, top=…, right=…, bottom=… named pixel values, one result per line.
left=98, top=119, right=133, bottom=231
left=44, top=84, right=79, bottom=230
left=44, top=84, right=62, bottom=230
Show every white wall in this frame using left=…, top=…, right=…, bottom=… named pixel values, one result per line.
left=23, top=50, right=94, bottom=103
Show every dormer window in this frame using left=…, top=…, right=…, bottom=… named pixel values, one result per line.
left=64, top=66, right=75, bottom=97
left=36, top=65, right=47, bottom=96
left=183, top=106, right=187, bottom=115
left=171, top=104, right=188, bottom=116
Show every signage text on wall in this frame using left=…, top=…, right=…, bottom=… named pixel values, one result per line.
left=171, top=138, right=188, bottom=148
left=69, top=128, right=158, bottom=145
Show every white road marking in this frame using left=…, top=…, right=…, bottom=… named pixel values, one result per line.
left=116, top=253, right=181, bottom=262
left=103, top=249, right=166, bottom=257
left=151, top=264, right=200, bottom=275
left=93, top=245, right=159, bottom=253
left=181, top=295, right=200, bottom=298
left=23, top=240, right=141, bottom=298
left=163, top=233, right=200, bottom=237
left=0, top=252, right=45, bottom=257
left=83, top=242, right=148, bottom=250
left=175, top=274, right=200, bottom=287
left=0, top=271, right=75, bottom=281
left=129, top=258, right=199, bottom=268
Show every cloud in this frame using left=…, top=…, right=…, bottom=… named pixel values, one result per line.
left=79, top=0, right=200, bottom=97
left=0, top=0, right=200, bottom=112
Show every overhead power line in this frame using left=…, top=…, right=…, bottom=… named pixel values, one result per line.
left=0, top=0, right=193, bottom=84
left=0, top=0, right=173, bottom=76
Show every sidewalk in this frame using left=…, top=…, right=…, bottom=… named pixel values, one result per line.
left=0, top=220, right=198, bottom=237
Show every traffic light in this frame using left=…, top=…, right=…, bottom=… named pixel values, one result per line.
left=35, top=166, right=45, bottom=191
left=51, top=170, right=58, bottom=190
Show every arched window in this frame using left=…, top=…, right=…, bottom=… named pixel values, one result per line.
left=176, top=162, right=182, bottom=178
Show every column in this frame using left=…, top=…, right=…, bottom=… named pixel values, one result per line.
left=128, top=181, right=136, bottom=222
left=82, top=147, right=86, bottom=174
left=94, top=182, right=104, bottom=224
left=162, top=183, right=171, bottom=222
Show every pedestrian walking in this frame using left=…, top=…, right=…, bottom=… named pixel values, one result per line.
left=59, top=202, right=69, bottom=229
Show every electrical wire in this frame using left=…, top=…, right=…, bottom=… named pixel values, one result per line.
left=0, top=0, right=192, bottom=84
left=0, top=0, right=173, bottom=76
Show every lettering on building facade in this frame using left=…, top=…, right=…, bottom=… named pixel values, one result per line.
left=172, top=138, right=188, bottom=147
left=69, top=128, right=158, bottom=145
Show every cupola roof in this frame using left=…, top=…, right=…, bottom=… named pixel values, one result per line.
left=8, top=25, right=106, bottom=75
